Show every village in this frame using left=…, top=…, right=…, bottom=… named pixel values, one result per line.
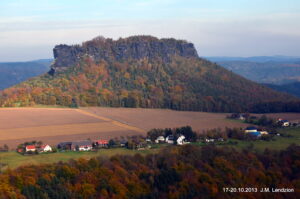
left=13, top=114, right=295, bottom=155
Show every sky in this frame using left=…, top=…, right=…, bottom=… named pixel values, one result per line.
left=0, top=0, right=300, bottom=62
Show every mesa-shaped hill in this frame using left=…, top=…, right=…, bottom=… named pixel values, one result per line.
left=0, top=36, right=298, bottom=112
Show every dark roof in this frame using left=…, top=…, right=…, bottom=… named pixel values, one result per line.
left=246, top=126, right=257, bottom=130
left=73, top=140, right=92, bottom=146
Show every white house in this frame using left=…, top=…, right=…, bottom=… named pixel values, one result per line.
left=155, top=136, right=165, bottom=143
left=78, top=145, right=93, bottom=151
left=282, top=120, right=290, bottom=127
left=177, top=135, right=186, bottom=145
left=73, top=140, right=93, bottom=151
left=166, top=135, right=174, bottom=144
left=39, top=144, right=52, bottom=153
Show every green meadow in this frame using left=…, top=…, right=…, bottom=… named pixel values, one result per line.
left=0, top=128, right=299, bottom=170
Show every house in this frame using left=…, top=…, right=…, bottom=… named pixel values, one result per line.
left=25, top=145, right=36, bottom=152
left=238, top=114, right=246, bottom=120
left=95, top=139, right=108, bottom=148
left=39, top=144, right=52, bottom=153
left=155, top=136, right=165, bottom=143
left=73, top=140, right=93, bottom=151
left=278, top=119, right=290, bottom=127
left=245, top=126, right=257, bottom=133
left=176, top=135, right=186, bottom=145
left=57, top=142, right=73, bottom=150
left=120, top=140, right=128, bottom=147
left=205, top=138, right=215, bottom=143
left=282, top=120, right=290, bottom=127
left=166, top=135, right=174, bottom=144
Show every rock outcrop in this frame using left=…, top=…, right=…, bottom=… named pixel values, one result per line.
left=51, top=36, right=198, bottom=73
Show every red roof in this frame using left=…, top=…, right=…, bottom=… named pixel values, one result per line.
left=96, top=140, right=108, bottom=145
left=26, top=145, right=36, bottom=150
left=41, top=144, right=50, bottom=149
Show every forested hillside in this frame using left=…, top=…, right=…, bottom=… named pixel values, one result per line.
left=0, top=145, right=299, bottom=198
left=0, top=36, right=297, bottom=112
left=264, top=82, right=300, bottom=98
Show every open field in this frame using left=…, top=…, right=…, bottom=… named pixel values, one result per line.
left=0, top=108, right=144, bottom=148
left=82, top=107, right=250, bottom=132
left=258, top=113, right=300, bottom=123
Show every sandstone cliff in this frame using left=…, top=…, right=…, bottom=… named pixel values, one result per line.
left=51, top=36, right=198, bottom=73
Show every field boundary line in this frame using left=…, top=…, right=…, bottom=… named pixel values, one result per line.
left=75, top=109, right=145, bottom=133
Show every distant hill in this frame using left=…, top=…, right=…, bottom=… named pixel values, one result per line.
left=264, top=82, right=300, bottom=98
left=206, top=56, right=300, bottom=85
left=0, top=36, right=297, bottom=112
left=0, top=59, right=51, bottom=90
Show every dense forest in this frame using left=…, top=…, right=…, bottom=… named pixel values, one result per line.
left=0, top=145, right=299, bottom=199
left=0, top=36, right=298, bottom=112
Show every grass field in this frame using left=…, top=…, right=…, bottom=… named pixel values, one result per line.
left=0, top=128, right=298, bottom=170
left=0, top=147, right=160, bottom=170
left=230, top=127, right=300, bottom=152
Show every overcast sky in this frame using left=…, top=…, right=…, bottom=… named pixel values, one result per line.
left=0, top=0, right=299, bottom=62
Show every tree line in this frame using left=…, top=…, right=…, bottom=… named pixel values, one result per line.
left=0, top=144, right=299, bottom=198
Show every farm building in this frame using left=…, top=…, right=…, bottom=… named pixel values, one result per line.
left=177, top=135, right=186, bottom=145
left=57, top=142, right=73, bottom=150
left=73, top=140, right=93, bottom=151
left=166, top=135, right=174, bottom=144
left=278, top=119, right=290, bottom=127
left=245, top=126, right=257, bottom=133
left=38, top=144, right=52, bottom=153
left=94, top=140, right=108, bottom=148
left=155, top=136, right=165, bottom=143
left=25, top=145, right=36, bottom=152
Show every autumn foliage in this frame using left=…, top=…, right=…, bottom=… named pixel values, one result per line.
left=0, top=145, right=299, bottom=198
left=0, top=53, right=297, bottom=112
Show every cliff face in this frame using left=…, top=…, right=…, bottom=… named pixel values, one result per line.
left=51, top=36, right=198, bottom=73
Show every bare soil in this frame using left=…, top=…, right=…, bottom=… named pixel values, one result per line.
left=82, top=107, right=249, bottom=132
left=0, top=108, right=141, bottom=148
